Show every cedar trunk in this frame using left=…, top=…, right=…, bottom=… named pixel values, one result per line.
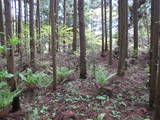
left=0, top=0, right=5, bottom=57
left=4, top=0, right=20, bottom=112
left=29, top=0, right=36, bottom=70
left=101, top=0, right=105, bottom=56
left=104, top=0, right=108, bottom=52
left=18, top=0, right=23, bottom=64
left=117, top=0, right=128, bottom=76
left=78, top=0, right=87, bottom=79
left=150, top=0, right=159, bottom=109
left=72, top=0, right=77, bottom=51
left=109, top=0, right=112, bottom=64
left=50, top=0, right=57, bottom=90
left=133, top=0, right=138, bottom=57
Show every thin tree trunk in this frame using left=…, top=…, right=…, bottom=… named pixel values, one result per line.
left=36, top=0, right=41, bottom=54
left=133, top=0, right=138, bottom=58
left=109, top=0, right=112, bottom=64
left=104, top=0, right=108, bottom=52
left=72, top=0, right=77, bottom=51
left=78, top=0, right=87, bottom=79
left=63, top=0, right=66, bottom=25
left=0, top=0, right=5, bottom=57
left=18, top=0, right=23, bottom=64
left=101, top=0, right=105, bottom=56
left=14, top=0, right=18, bottom=34
left=29, top=0, right=36, bottom=70
left=4, top=0, right=20, bottom=112
left=24, top=0, right=27, bottom=24
left=50, top=0, right=57, bottom=90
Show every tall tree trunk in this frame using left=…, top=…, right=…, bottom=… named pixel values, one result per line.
left=72, top=0, right=77, bottom=51
left=109, top=0, right=112, bottom=64
left=24, top=0, right=28, bottom=24
left=0, top=0, right=5, bottom=57
left=125, top=1, right=128, bottom=58
left=63, top=0, right=66, bottom=25
left=50, top=0, right=57, bottom=90
left=36, top=0, right=41, bottom=54
left=78, top=0, right=87, bottom=79
left=117, top=0, right=128, bottom=76
left=104, top=0, right=108, bottom=52
left=4, top=0, right=20, bottom=112
left=101, top=0, right=105, bottom=56
left=14, top=0, right=18, bottom=34
left=133, top=0, right=138, bottom=58
left=18, top=0, right=23, bottom=64
left=63, top=0, right=66, bottom=52
left=154, top=1, right=160, bottom=118
left=29, top=0, right=36, bottom=70
left=150, top=0, right=159, bottom=109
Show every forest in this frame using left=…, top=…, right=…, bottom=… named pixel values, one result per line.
left=0, top=0, right=160, bottom=120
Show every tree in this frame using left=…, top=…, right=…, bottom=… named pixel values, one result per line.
left=72, top=0, right=77, bottom=51
left=78, top=0, right=87, bottom=79
left=154, top=1, right=160, bottom=118
left=18, top=0, right=23, bottom=63
left=63, top=0, right=66, bottom=52
left=63, top=0, right=66, bottom=25
left=29, top=0, right=36, bottom=70
left=150, top=0, right=159, bottom=109
left=104, top=0, right=108, bottom=52
left=109, top=0, right=112, bottom=64
left=117, top=0, right=128, bottom=76
left=4, top=0, right=20, bottom=112
left=24, top=0, right=28, bottom=24
left=133, top=0, right=138, bottom=57
left=101, top=0, right=105, bottom=56
left=36, top=0, right=41, bottom=54
left=50, top=0, right=57, bottom=90
left=0, top=0, right=5, bottom=57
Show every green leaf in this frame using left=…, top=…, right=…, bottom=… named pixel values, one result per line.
left=0, top=45, right=6, bottom=52
left=10, top=39, right=20, bottom=45
left=5, top=73, right=14, bottom=78
left=96, top=95, right=106, bottom=100
left=0, top=82, right=8, bottom=88
left=97, top=113, right=106, bottom=120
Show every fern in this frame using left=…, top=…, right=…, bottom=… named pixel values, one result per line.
left=95, top=66, right=116, bottom=85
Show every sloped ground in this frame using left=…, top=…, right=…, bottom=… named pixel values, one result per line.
left=3, top=52, right=152, bottom=120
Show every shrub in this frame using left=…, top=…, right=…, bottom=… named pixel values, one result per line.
left=0, top=82, right=21, bottom=108
left=57, top=67, right=74, bottom=79
left=95, top=66, right=116, bottom=86
left=19, top=69, right=53, bottom=88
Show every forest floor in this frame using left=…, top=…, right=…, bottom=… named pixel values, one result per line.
left=3, top=51, right=152, bottom=120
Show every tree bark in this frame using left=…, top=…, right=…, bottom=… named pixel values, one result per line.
left=0, top=0, right=5, bottom=57
left=50, top=0, right=57, bottom=90
left=154, top=1, right=160, bottom=118
left=63, top=0, right=66, bottom=25
left=72, top=0, right=77, bottom=51
left=78, top=0, right=87, bottom=79
left=101, top=0, right=105, bottom=56
left=104, top=0, right=108, bottom=52
left=4, top=0, right=20, bottom=112
left=36, top=0, right=41, bottom=54
left=109, top=0, right=112, bottom=64
left=133, top=0, right=138, bottom=58
left=29, top=0, right=36, bottom=70
left=117, top=0, right=128, bottom=76
left=150, top=0, right=159, bottom=110
left=18, top=0, right=23, bottom=63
